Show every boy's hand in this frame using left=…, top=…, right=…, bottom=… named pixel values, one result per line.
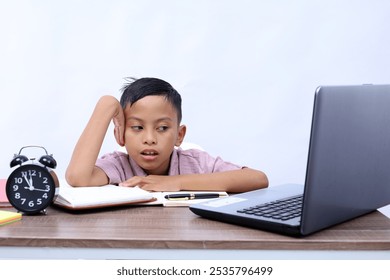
left=94, top=95, right=125, bottom=147
left=119, top=175, right=182, bottom=192
left=109, top=98, right=125, bottom=147
left=113, top=109, right=125, bottom=147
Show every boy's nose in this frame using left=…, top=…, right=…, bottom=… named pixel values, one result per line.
left=143, top=130, right=157, bottom=145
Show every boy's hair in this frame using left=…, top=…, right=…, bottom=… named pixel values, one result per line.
left=120, top=77, right=182, bottom=123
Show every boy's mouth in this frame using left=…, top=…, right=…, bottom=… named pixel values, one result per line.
left=140, top=150, right=159, bottom=160
left=141, top=150, right=158, bottom=156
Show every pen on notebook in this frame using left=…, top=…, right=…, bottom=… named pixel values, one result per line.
left=164, top=193, right=226, bottom=200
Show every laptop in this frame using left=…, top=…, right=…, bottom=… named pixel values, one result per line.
left=190, top=84, right=390, bottom=236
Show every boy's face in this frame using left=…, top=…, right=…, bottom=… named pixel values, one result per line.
left=123, top=95, right=186, bottom=175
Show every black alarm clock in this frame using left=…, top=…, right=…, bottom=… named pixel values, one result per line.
left=6, top=146, right=59, bottom=215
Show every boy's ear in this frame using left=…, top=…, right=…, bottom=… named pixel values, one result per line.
left=175, top=125, right=187, bottom=147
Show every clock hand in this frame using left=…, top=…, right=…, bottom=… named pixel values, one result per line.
left=29, top=174, right=34, bottom=188
left=22, top=173, right=34, bottom=190
left=31, top=188, right=50, bottom=192
left=24, top=186, right=49, bottom=192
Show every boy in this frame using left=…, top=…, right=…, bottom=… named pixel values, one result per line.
left=66, top=77, right=268, bottom=192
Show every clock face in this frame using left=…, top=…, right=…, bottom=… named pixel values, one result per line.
left=6, top=164, right=57, bottom=214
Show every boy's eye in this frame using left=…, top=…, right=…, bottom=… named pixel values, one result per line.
left=131, top=126, right=143, bottom=131
left=157, top=126, right=169, bottom=132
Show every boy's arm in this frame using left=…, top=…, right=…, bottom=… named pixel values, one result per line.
left=120, top=167, right=268, bottom=193
left=65, top=95, right=125, bottom=187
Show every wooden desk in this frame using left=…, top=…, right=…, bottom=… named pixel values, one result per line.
left=1, top=206, right=390, bottom=259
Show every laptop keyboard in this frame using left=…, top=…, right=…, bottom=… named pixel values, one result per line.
left=237, top=195, right=303, bottom=221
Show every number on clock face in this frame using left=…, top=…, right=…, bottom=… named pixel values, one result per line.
left=6, top=164, right=56, bottom=214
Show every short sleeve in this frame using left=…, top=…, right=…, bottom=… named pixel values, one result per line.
left=95, top=151, right=146, bottom=184
left=171, top=148, right=242, bottom=175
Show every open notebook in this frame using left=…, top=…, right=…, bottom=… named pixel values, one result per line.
left=54, top=180, right=227, bottom=210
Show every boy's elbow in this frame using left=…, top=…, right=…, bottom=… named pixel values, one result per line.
left=65, top=171, right=78, bottom=187
left=259, top=172, right=269, bottom=188
left=65, top=166, right=108, bottom=187
left=247, top=168, right=269, bottom=190
left=65, top=169, right=86, bottom=187
left=226, top=168, right=269, bottom=193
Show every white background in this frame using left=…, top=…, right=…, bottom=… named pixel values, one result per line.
left=1, top=0, right=390, bottom=198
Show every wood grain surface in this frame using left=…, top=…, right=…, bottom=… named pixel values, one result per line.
left=1, top=206, right=390, bottom=250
